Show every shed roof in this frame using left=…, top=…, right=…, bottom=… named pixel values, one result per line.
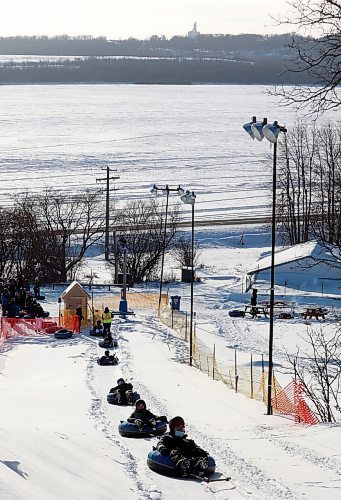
left=247, top=240, right=337, bottom=275
left=61, top=281, right=91, bottom=299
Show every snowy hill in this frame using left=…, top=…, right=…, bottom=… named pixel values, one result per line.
left=1, top=225, right=340, bottom=500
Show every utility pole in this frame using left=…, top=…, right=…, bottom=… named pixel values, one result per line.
left=96, top=167, right=119, bottom=261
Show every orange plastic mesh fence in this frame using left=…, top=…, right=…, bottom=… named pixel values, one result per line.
left=61, top=310, right=81, bottom=332
left=90, top=292, right=166, bottom=323
left=272, top=380, right=319, bottom=424
left=159, top=307, right=318, bottom=423
left=0, top=317, right=58, bottom=337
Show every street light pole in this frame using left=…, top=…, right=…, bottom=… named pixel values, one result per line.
left=179, top=189, right=196, bottom=366
left=159, top=187, right=170, bottom=312
left=189, top=199, right=195, bottom=366
left=150, top=184, right=182, bottom=313
left=268, top=138, right=277, bottom=415
left=243, top=117, right=286, bottom=415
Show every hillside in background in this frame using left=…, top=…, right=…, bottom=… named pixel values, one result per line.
left=0, top=34, right=311, bottom=84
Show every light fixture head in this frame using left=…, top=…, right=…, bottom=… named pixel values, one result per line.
left=251, top=118, right=267, bottom=142
left=177, top=186, right=185, bottom=196
left=150, top=184, right=158, bottom=194
left=243, top=116, right=257, bottom=140
left=263, top=121, right=280, bottom=144
left=181, top=191, right=196, bottom=205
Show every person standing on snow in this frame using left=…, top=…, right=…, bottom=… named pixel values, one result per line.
left=155, top=416, right=209, bottom=477
left=75, top=305, right=84, bottom=332
left=102, top=306, right=112, bottom=336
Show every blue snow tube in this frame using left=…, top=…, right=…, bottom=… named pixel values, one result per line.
left=118, top=420, right=167, bottom=438
left=147, top=450, right=216, bottom=477
left=54, top=329, right=73, bottom=339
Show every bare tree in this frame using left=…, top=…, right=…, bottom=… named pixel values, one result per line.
left=277, top=122, right=316, bottom=244
left=277, top=121, right=341, bottom=272
left=287, top=326, right=341, bottom=422
left=273, top=0, right=341, bottom=114
left=312, top=122, right=341, bottom=249
left=171, top=234, right=202, bottom=269
left=112, top=199, right=179, bottom=283
left=0, top=205, right=40, bottom=280
left=16, top=190, right=105, bottom=282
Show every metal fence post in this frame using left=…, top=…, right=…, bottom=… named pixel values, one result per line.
left=234, top=349, right=239, bottom=392
left=250, top=353, right=254, bottom=399
left=213, top=344, right=216, bottom=380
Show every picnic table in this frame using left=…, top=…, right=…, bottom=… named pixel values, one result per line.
left=303, top=307, right=328, bottom=320
left=244, top=305, right=268, bottom=318
left=261, top=300, right=296, bottom=312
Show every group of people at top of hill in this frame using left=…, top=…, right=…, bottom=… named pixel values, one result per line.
left=115, top=383, right=209, bottom=477
left=0, top=276, right=45, bottom=319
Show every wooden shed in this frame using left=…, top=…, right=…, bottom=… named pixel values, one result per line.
left=61, top=281, right=91, bottom=321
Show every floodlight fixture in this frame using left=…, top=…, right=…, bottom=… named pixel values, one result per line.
left=263, top=121, right=288, bottom=144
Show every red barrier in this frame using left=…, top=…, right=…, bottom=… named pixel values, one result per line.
left=272, top=380, right=319, bottom=424
left=0, top=317, right=58, bottom=339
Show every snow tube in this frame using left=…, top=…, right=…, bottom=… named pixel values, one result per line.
left=99, top=339, right=118, bottom=348
left=97, top=356, right=119, bottom=366
left=147, top=450, right=216, bottom=477
left=54, top=328, right=73, bottom=339
left=106, top=391, right=141, bottom=405
left=228, top=310, right=245, bottom=318
left=118, top=420, right=167, bottom=438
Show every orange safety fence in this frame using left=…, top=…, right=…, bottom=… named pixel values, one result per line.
left=272, top=379, right=319, bottom=424
left=0, top=317, right=59, bottom=339
left=61, top=310, right=80, bottom=332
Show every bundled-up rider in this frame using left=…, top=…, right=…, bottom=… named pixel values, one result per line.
left=97, top=350, right=119, bottom=365
left=155, top=416, right=209, bottom=477
left=127, top=399, right=160, bottom=431
left=110, top=378, right=133, bottom=404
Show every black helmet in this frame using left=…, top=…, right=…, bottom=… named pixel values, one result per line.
left=135, top=399, right=146, bottom=409
left=117, top=378, right=125, bottom=385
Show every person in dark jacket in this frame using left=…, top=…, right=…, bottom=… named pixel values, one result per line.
left=97, top=350, right=119, bottom=365
left=155, top=416, right=208, bottom=476
left=110, top=378, right=133, bottom=404
left=127, top=399, right=159, bottom=430
left=75, top=305, right=84, bottom=332
left=250, top=288, right=258, bottom=318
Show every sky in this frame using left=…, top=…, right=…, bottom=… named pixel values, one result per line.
left=1, top=0, right=293, bottom=39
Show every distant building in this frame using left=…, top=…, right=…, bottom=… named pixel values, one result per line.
left=246, top=241, right=341, bottom=295
left=188, top=22, right=200, bottom=39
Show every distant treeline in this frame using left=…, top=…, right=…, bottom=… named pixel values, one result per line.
left=0, top=34, right=312, bottom=84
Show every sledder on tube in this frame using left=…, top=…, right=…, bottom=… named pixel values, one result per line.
left=97, top=350, right=119, bottom=366
left=107, top=378, right=140, bottom=405
left=147, top=416, right=215, bottom=478
left=118, top=399, right=168, bottom=437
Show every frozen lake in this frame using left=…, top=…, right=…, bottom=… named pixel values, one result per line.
left=0, top=84, right=339, bottom=221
